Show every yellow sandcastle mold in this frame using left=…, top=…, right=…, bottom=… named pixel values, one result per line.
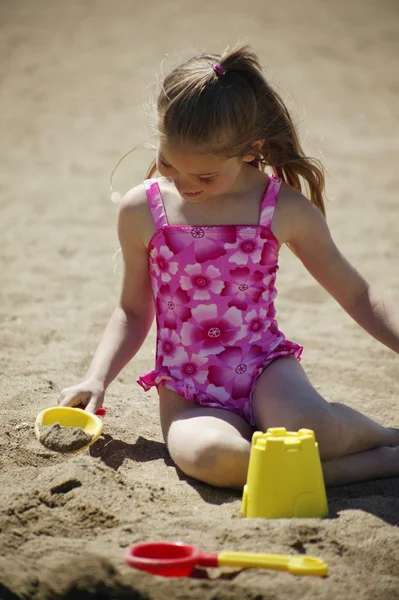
left=242, top=428, right=328, bottom=519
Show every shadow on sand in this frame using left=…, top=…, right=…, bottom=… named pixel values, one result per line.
left=89, top=434, right=399, bottom=522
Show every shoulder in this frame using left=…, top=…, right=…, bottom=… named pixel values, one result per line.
left=118, top=182, right=156, bottom=248
left=272, top=181, right=328, bottom=246
left=118, top=182, right=149, bottom=217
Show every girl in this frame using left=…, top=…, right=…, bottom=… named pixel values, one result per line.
left=58, top=45, right=399, bottom=489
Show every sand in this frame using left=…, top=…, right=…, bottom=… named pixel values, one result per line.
left=38, top=423, right=93, bottom=452
left=1, top=0, right=399, bottom=598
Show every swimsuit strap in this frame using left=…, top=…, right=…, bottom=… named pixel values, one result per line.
left=143, top=179, right=168, bottom=230
left=259, top=174, right=282, bottom=229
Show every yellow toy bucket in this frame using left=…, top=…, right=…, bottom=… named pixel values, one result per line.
left=35, top=406, right=103, bottom=454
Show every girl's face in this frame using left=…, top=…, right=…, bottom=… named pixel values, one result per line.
left=156, top=142, right=250, bottom=203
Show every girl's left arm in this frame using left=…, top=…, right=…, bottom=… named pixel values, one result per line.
left=280, top=188, right=399, bottom=354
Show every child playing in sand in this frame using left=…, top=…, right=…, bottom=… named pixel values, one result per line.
left=58, top=45, right=399, bottom=489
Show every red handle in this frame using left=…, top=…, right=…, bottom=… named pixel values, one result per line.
left=76, top=404, right=106, bottom=416
left=196, top=552, right=219, bottom=568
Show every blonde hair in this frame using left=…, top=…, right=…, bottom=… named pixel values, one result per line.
left=148, top=44, right=326, bottom=216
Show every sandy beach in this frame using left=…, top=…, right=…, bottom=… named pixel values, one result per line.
left=1, top=0, right=398, bottom=598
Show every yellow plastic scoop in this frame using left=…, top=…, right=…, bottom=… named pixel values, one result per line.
left=35, top=406, right=103, bottom=454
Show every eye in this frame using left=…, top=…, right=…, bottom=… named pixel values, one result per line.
left=198, top=176, right=215, bottom=183
left=159, top=159, right=171, bottom=169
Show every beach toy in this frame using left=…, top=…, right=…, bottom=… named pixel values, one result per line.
left=75, top=404, right=106, bottom=416
left=242, top=428, right=328, bottom=519
left=124, top=541, right=328, bottom=578
left=34, top=406, right=105, bottom=454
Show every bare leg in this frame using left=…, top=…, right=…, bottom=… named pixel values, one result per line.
left=159, top=385, right=252, bottom=488
left=252, top=356, right=399, bottom=460
left=157, top=358, right=399, bottom=489
left=322, top=446, right=399, bottom=487
left=251, top=356, right=399, bottom=486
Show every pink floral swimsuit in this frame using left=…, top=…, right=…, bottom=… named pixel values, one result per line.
left=138, top=176, right=302, bottom=426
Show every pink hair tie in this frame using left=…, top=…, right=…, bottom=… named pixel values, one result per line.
left=213, top=63, right=226, bottom=77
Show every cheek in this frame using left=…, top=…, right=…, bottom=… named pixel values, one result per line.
left=210, top=171, right=238, bottom=192
left=203, top=180, right=223, bottom=194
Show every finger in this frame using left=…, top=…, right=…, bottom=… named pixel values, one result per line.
left=86, top=395, right=103, bottom=414
left=57, top=389, right=66, bottom=405
left=59, top=392, right=88, bottom=408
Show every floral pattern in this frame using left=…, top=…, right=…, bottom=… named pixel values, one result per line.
left=181, top=304, right=243, bottom=355
left=156, top=284, right=191, bottom=330
left=243, top=307, right=271, bottom=343
left=221, top=267, right=266, bottom=310
left=157, top=329, right=181, bottom=366
left=150, top=245, right=178, bottom=283
left=139, top=176, right=303, bottom=426
left=168, top=348, right=209, bottom=387
left=225, top=228, right=264, bottom=265
left=208, top=345, right=265, bottom=400
left=180, top=264, right=224, bottom=300
left=163, top=226, right=236, bottom=263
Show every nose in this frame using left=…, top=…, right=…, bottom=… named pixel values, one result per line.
left=174, top=173, right=188, bottom=187
left=174, top=175, right=199, bottom=194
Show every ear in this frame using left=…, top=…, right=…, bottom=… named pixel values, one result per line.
left=242, top=139, right=265, bottom=163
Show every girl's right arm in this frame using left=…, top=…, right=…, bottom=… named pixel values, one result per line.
left=58, top=186, right=155, bottom=413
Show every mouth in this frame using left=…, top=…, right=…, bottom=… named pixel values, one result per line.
left=180, top=190, right=203, bottom=199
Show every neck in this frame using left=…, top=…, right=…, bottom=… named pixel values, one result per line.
left=221, top=163, right=267, bottom=201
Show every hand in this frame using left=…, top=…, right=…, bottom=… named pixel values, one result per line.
left=58, top=379, right=105, bottom=414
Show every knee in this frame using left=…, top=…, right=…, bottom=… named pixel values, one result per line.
left=167, top=426, right=248, bottom=488
left=169, top=428, right=224, bottom=483
left=190, top=429, right=226, bottom=473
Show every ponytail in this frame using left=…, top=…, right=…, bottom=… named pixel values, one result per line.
left=217, top=45, right=326, bottom=216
